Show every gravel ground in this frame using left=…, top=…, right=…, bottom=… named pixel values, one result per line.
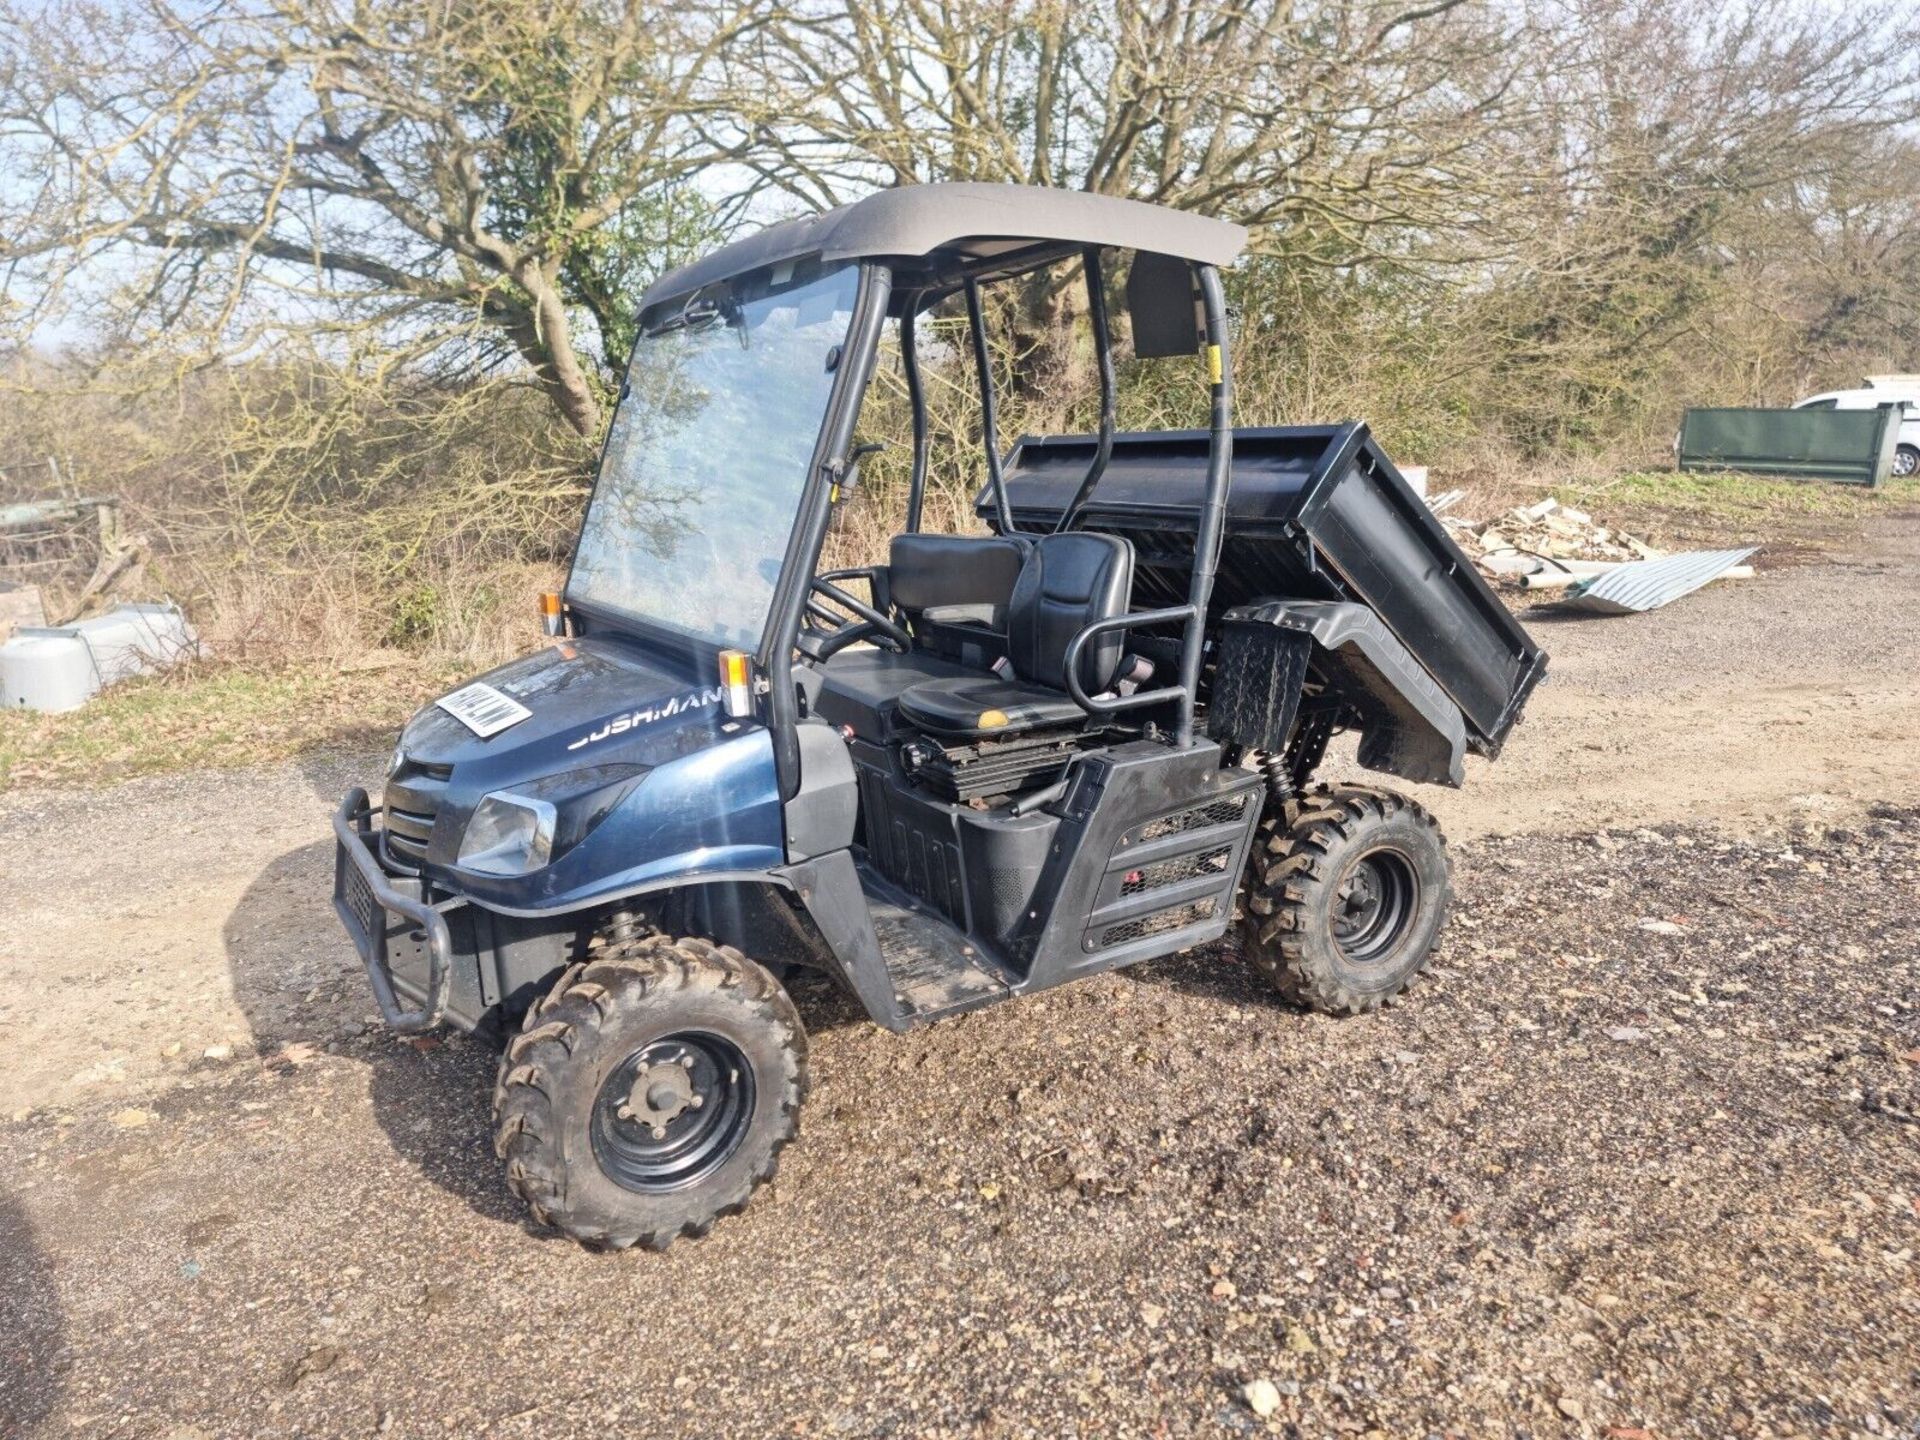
left=3, top=507, right=1919, bottom=1439
left=3, top=815, right=1916, bottom=1439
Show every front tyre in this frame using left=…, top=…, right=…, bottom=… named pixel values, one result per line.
left=492, top=933, right=806, bottom=1251
left=1893, top=444, right=1919, bottom=480
left=1240, top=785, right=1450, bottom=1015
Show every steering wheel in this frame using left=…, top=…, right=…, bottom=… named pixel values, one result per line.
left=803, top=570, right=912, bottom=660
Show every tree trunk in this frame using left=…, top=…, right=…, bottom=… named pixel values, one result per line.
left=504, top=274, right=605, bottom=439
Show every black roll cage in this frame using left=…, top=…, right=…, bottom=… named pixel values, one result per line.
left=644, top=232, right=1236, bottom=802
left=884, top=247, right=1233, bottom=749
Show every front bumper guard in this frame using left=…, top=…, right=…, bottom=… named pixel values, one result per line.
left=332, top=787, right=457, bottom=1032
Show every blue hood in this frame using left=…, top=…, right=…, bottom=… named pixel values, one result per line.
left=400, top=637, right=730, bottom=771
left=386, top=636, right=786, bottom=913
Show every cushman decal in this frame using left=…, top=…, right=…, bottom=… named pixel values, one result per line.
left=566, top=686, right=726, bottom=751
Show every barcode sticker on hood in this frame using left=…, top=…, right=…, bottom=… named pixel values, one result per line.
left=436, top=681, right=533, bottom=738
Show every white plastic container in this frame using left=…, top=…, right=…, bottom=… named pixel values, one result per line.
left=0, top=602, right=198, bottom=712
left=1, top=629, right=98, bottom=712
left=68, top=603, right=197, bottom=686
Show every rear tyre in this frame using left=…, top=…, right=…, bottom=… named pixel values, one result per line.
left=1239, top=785, right=1450, bottom=1015
left=492, top=932, right=806, bottom=1251
left=1893, top=444, right=1919, bottom=480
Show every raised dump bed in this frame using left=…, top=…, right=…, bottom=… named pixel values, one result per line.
left=984, top=421, right=1547, bottom=755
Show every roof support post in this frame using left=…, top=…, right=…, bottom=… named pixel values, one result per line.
left=1055, top=246, right=1116, bottom=534
left=1175, top=263, right=1234, bottom=748
left=763, top=263, right=894, bottom=801
left=965, top=276, right=1018, bottom=535
left=901, top=299, right=929, bottom=533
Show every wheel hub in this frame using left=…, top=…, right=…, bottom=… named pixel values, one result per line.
left=590, top=1032, right=755, bottom=1194
left=1331, top=847, right=1419, bottom=966
left=617, top=1057, right=702, bottom=1137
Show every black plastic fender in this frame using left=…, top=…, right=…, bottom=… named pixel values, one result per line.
left=772, top=850, right=908, bottom=1032
left=1220, top=600, right=1468, bottom=787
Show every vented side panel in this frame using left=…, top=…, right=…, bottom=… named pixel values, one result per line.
left=1119, top=845, right=1233, bottom=896
left=1097, top=899, right=1218, bottom=950
left=1083, top=791, right=1259, bottom=952
left=1130, top=793, right=1249, bottom=843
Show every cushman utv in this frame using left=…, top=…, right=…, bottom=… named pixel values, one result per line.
left=333, top=184, right=1546, bottom=1250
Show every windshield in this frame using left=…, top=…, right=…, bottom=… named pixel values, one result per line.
left=566, top=264, right=861, bottom=647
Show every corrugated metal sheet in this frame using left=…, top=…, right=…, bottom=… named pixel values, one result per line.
left=1561, top=548, right=1758, bottom=615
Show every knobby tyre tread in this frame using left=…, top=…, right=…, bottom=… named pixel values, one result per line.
left=490, top=931, right=806, bottom=1251
left=1241, top=783, right=1450, bottom=1016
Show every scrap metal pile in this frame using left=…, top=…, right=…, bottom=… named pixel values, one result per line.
left=1437, top=496, right=1756, bottom=614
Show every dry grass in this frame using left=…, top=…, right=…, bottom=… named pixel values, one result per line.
left=0, top=657, right=472, bottom=789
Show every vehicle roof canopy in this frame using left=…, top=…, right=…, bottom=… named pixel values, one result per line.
left=637, top=183, right=1248, bottom=322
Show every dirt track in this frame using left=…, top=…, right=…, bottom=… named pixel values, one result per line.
left=2, top=505, right=1918, bottom=1438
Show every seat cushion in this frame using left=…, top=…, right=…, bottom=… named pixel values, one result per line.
left=919, top=602, right=1005, bottom=630
left=896, top=675, right=1087, bottom=739
left=1006, top=532, right=1134, bottom=693
left=888, top=533, right=1029, bottom=619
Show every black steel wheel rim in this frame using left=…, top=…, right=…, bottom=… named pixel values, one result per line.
left=1332, top=848, right=1420, bottom=966
left=590, top=1031, right=756, bottom=1194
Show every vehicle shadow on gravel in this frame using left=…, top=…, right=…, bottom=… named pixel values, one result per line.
left=1127, top=936, right=1283, bottom=1007
left=0, top=1190, right=67, bottom=1435
left=221, top=838, right=533, bottom=1229
left=221, top=831, right=878, bottom=1229
left=218, top=823, right=1288, bottom=1231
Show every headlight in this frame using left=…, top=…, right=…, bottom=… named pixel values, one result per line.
left=388, top=743, right=405, bottom=779
left=458, top=792, right=557, bottom=875
left=454, top=765, right=648, bottom=876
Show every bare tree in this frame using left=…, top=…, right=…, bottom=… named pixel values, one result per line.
left=728, top=0, right=1531, bottom=253
left=0, top=0, right=765, bottom=435
left=1452, top=0, right=1920, bottom=446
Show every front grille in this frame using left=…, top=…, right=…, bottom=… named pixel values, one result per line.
left=340, top=860, right=379, bottom=938
left=383, top=759, right=451, bottom=866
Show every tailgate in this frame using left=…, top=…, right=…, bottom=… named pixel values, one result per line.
left=1288, top=425, right=1546, bottom=750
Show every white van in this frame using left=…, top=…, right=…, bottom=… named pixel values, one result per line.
left=1793, top=375, right=1920, bottom=478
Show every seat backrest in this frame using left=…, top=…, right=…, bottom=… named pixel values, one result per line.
left=887, top=533, right=1029, bottom=618
left=1006, top=532, right=1134, bottom=693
